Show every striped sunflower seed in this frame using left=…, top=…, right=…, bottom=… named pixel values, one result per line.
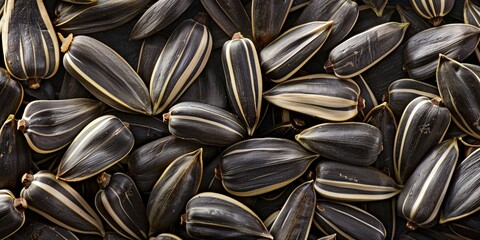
left=60, top=34, right=152, bottom=115
left=17, top=99, right=105, bottom=154
left=220, top=138, right=319, bottom=196
left=0, top=190, right=26, bottom=239
left=0, top=68, right=23, bottom=123
left=436, top=55, right=480, bottom=139
left=54, top=0, right=148, bottom=34
left=314, top=161, right=402, bottom=201
left=200, top=0, right=252, bottom=40
left=270, top=180, right=316, bottom=240
left=440, top=148, right=480, bottom=223
left=263, top=74, right=361, bottom=121
left=185, top=192, right=273, bottom=240
left=251, top=0, right=293, bottom=49
left=130, top=0, right=193, bottom=40
left=95, top=173, right=148, bottom=240
left=260, top=21, right=333, bottom=83
left=397, top=138, right=459, bottom=229
left=465, top=0, right=480, bottom=27
left=410, top=0, right=455, bottom=26
left=314, top=200, right=386, bottom=240
left=147, top=149, right=203, bottom=235
left=0, top=115, right=31, bottom=191
left=386, top=79, right=440, bottom=119
left=403, top=24, right=480, bottom=80
left=2, top=0, right=60, bottom=89
left=296, top=122, right=383, bottom=166
left=150, top=16, right=212, bottom=115
left=20, top=171, right=105, bottom=236
left=57, top=115, right=134, bottom=182
left=222, top=32, right=262, bottom=136
left=325, top=22, right=409, bottom=79
left=394, top=96, right=451, bottom=184
left=164, top=102, right=247, bottom=147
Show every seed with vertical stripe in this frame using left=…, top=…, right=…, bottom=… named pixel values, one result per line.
left=263, top=74, right=361, bottom=121
left=222, top=33, right=262, bottom=136
left=387, top=79, right=440, bottom=119
left=397, top=138, right=459, bottom=229
left=0, top=115, right=31, bottom=191
left=410, top=0, right=455, bottom=26
left=185, top=192, right=273, bottom=240
left=54, top=0, right=148, bottom=34
left=2, top=0, right=60, bottom=89
left=0, top=68, right=23, bottom=123
left=403, top=24, right=480, bottom=80
left=61, top=34, right=152, bottom=115
left=314, top=161, right=402, bottom=201
left=164, top=102, right=247, bottom=147
left=270, top=180, right=316, bottom=240
left=20, top=171, right=105, bottom=236
left=440, top=148, right=480, bottom=223
left=251, top=0, right=293, bottom=49
left=147, top=149, right=203, bottom=236
left=0, top=190, right=26, bottom=239
left=220, top=138, right=319, bottom=196
left=95, top=173, right=147, bottom=240
left=18, top=99, right=105, bottom=154
left=314, top=200, right=387, bottom=240
left=325, top=22, right=409, bottom=79
left=260, top=21, right=333, bottom=83
left=57, top=115, right=134, bottom=182
left=136, top=33, right=168, bottom=86
left=296, top=122, right=383, bottom=166
left=465, top=0, right=480, bottom=27
left=394, top=96, right=451, bottom=185
left=150, top=16, right=212, bottom=115
left=436, top=55, right=480, bottom=139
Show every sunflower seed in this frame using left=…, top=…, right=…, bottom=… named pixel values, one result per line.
left=314, top=161, right=402, bottom=201
left=150, top=16, right=212, bottom=115
left=0, top=190, right=27, bottom=239
left=410, top=0, right=455, bottom=26
left=365, top=199, right=397, bottom=240
left=164, top=102, right=247, bottom=147
left=263, top=74, right=361, bottom=121
left=394, top=96, right=451, bottom=184
left=57, top=115, right=134, bottom=182
left=185, top=192, right=273, bottom=240
left=270, top=180, right=316, bottom=240
left=18, top=98, right=105, bottom=154
left=396, top=4, right=432, bottom=39
left=95, top=172, right=148, bottom=240
left=0, top=68, right=23, bottom=123
left=251, top=0, right=293, bottom=49
left=8, top=218, right=79, bottom=240
left=131, top=0, right=193, bottom=40
left=2, top=0, right=60, bottom=89
left=440, top=147, right=480, bottom=223
left=260, top=21, right=333, bottom=82
left=325, top=22, right=409, bottom=79
left=296, top=122, right=383, bottom=166
left=54, top=0, right=148, bottom=34
left=220, top=138, right=318, bottom=196
left=397, top=138, right=459, bottom=229
left=222, top=33, right=262, bottom=136
left=20, top=171, right=105, bottom=236
left=0, top=115, right=31, bottom=191
left=200, top=0, right=253, bottom=40
left=61, top=34, right=152, bottom=115
left=147, top=149, right=203, bottom=235
left=403, top=24, right=480, bottom=80
left=136, top=33, right=168, bottom=86
left=436, top=55, right=480, bottom=139
left=386, top=79, right=440, bottom=119
left=314, top=200, right=387, bottom=240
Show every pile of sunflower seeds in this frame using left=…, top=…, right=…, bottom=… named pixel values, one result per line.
left=1, top=0, right=480, bottom=239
